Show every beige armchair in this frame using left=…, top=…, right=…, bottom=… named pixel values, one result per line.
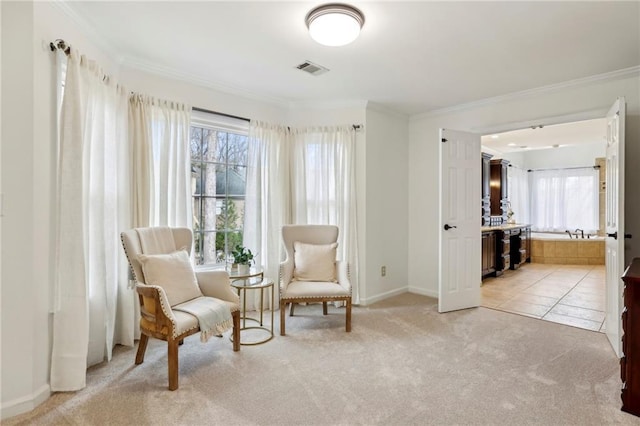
left=279, top=225, right=352, bottom=335
left=121, top=227, right=240, bottom=390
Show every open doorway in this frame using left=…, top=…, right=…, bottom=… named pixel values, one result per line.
left=479, top=118, right=607, bottom=332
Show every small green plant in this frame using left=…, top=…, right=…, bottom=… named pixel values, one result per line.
left=231, top=245, right=255, bottom=265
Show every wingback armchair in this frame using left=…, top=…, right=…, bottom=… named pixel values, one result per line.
left=279, top=225, right=352, bottom=335
left=121, top=227, right=240, bottom=390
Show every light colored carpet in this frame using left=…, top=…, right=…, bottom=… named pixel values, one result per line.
left=5, top=293, right=638, bottom=425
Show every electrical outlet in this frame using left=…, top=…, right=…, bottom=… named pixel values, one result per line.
left=381, top=266, right=386, bottom=277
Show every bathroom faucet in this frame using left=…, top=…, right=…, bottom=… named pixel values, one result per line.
left=566, top=230, right=573, bottom=239
left=575, top=228, right=584, bottom=239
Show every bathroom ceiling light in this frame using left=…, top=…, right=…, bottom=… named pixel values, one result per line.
left=306, top=3, right=365, bottom=47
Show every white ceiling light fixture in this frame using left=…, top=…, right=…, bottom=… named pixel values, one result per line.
left=306, top=3, right=365, bottom=47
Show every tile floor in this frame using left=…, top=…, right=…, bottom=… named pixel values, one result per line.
left=481, top=263, right=606, bottom=332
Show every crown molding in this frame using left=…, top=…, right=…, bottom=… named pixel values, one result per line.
left=412, top=66, right=640, bottom=121
left=121, top=56, right=291, bottom=108
left=49, top=0, right=124, bottom=65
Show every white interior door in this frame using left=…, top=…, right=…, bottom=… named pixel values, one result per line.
left=439, top=128, right=481, bottom=313
left=605, top=97, right=626, bottom=357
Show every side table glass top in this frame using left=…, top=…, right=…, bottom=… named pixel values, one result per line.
left=228, top=266, right=264, bottom=287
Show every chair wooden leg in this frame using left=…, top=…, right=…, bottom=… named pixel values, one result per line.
left=168, top=339, right=179, bottom=391
left=280, top=300, right=286, bottom=336
left=346, top=299, right=352, bottom=332
left=289, top=302, right=296, bottom=316
left=135, top=334, right=149, bottom=365
left=323, top=301, right=328, bottom=315
left=232, top=310, right=240, bottom=352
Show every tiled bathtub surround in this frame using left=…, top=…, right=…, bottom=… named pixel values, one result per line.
left=530, top=237, right=605, bottom=265
left=481, top=263, right=605, bottom=332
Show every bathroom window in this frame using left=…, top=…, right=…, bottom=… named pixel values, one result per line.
left=529, top=168, right=599, bottom=233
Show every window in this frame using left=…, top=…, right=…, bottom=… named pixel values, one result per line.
left=190, top=112, right=249, bottom=265
left=529, top=167, right=599, bottom=233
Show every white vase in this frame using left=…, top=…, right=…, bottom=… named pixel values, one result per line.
left=237, top=264, right=250, bottom=275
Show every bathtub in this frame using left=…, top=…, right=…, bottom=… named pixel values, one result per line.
left=531, top=232, right=605, bottom=241
left=531, top=232, right=605, bottom=265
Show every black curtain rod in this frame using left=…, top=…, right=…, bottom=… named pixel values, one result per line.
left=193, top=107, right=250, bottom=122
left=527, top=165, right=600, bottom=172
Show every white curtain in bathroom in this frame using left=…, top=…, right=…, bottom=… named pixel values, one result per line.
left=507, top=166, right=530, bottom=225
left=529, top=167, right=599, bottom=233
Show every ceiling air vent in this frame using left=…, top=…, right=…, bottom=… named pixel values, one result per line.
left=296, top=60, right=329, bottom=76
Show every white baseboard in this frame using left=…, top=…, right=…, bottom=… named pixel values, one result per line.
left=1, top=384, right=50, bottom=420
left=408, top=286, right=438, bottom=299
left=359, top=287, right=407, bottom=306
left=358, top=286, right=439, bottom=306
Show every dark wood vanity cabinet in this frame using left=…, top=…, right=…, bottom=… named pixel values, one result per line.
left=496, top=229, right=511, bottom=276
left=621, top=258, right=640, bottom=417
left=482, top=231, right=496, bottom=277
left=510, top=226, right=531, bottom=269
left=490, top=159, right=510, bottom=222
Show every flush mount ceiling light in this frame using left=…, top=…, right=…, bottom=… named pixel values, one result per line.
left=305, top=3, right=365, bottom=47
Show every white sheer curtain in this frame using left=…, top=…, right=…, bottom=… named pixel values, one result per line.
left=51, top=51, right=193, bottom=392
left=129, top=95, right=193, bottom=228
left=291, top=126, right=359, bottom=303
left=243, top=121, right=290, bottom=309
left=529, top=167, right=599, bottom=233
left=507, top=165, right=530, bottom=225
left=243, top=123, right=360, bottom=305
left=51, top=52, right=130, bottom=391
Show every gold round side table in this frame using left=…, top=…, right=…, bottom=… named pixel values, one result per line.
left=229, top=267, right=274, bottom=345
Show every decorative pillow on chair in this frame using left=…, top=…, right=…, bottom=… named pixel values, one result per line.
left=293, top=241, right=338, bottom=282
left=138, top=249, right=203, bottom=306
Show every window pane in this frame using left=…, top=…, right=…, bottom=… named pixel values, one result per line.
left=191, top=162, right=203, bottom=196
left=190, top=127, right=202, bottom=160
left=200, top=163, right=225, bottom=197
left=226, top=166, right=247, bottom=197
left=203, top=129, right=225, bottom=163
left=227, top=133, right=248, bottom=165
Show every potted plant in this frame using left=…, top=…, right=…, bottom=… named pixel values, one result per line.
left=231, top=244, right=255, bottom=275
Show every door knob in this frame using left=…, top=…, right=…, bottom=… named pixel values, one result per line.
left=444, top=224, right=457, bottom=231
left=625, top=234, right=633, bottom=239
left=607, top=232, right=618, bottom=239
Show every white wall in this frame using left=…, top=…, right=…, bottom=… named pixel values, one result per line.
left=2, top=1, right=47, bottom=418
left=408, top=73, right=640, bottom=296
left=361, top=104, right=409, bottom=304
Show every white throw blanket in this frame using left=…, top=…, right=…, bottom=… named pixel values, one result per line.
left=173, top=297, right=233, bottom=343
